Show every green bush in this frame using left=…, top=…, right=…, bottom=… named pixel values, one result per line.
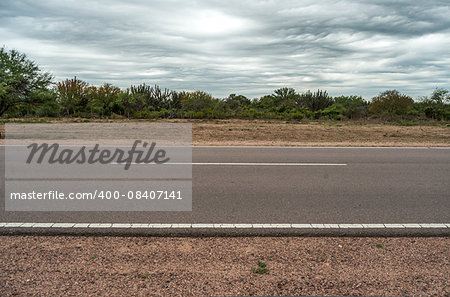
left=180, top=91, right=217, bottom=112
left=297, top=90, right=333, bottom=112
left=289, top=111, right=305, bottom=120
left=418, top=89, right=450, bottom=121
left=369, top=90, right=414, bottom=116
left=225, top=94, right=251, bottom=109
left=322, top=103, right=347, bottom=120
left=334, top=95, right=368, bottom=119
left=33, top=90, right=59, bottom=117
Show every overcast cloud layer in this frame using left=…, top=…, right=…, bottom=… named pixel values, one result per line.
left=1, top=0, right=449, bottom=98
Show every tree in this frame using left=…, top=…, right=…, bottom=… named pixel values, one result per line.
left=420, top=88, right=450, bottom=120
left=272, top=87, right=298, bottom=108
left=129, top=84, right=173, bottom=110
left=334, top=95, right=369, bottom=119
left=255, top=88, right=299, bottom=111
left=369, top=90, right=414, bottom=116
left=180, top=91, right=217, bottom=112
left=87, top=83, right=121, bottom=117
left=0, top=47, right=53, bottom=116
left=256, top=94, right=277, bottom=110
left=56, top=77, right=89, bottom=116
left=297, top=90, right=333, bottom=112
left=429, top=88, right=450, bottom=104
left=225, top=94, right=251, bottom=109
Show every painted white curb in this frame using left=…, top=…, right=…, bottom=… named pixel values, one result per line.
left=0, top=223, right=448, bottom=229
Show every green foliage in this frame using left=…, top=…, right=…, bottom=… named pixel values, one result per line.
left=0, top=47, right=53, bottom=116
left=4, top=88, right=59, bottom=117
left=322, top=103, right=347, bottom=120
left=252, top=261, right=269, bottom=274
left=418, top=88, right=450, bottom=120
left=430, top=88, right=450, bottom=104
left=369, top=90, right=414, bottom=116
left=422, top=105, right=450, bottom=120
left=256, top=94, right=276, bottom=110
left=255, top=87, right=299, bottom=112
left=2, top=48, right=450, bottom=122
left=297, top=90, right=333, bottom=112
left=225, top=93, right=251, bottom=109
left=180, top=90, right=217, bottom=112
left=272, top=87, right=298, bottom=110
left=32, top=89, right=59, bottom=117
left=129, top=83, right=173, bottom=110
left=117, top=90, right=134, bottom=118
left=56, top=77, right=90, bottom=116
left=87, top=83, right=121, bottom=117
left=333, top=95, right=369, bottom=119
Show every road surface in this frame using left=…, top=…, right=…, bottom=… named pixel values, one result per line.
left=1, top=146, right=449, bottom=235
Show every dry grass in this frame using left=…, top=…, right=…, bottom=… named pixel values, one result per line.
left=1, top=118, right=449, bottom=146
left=192, top=119, right=450, bottom=146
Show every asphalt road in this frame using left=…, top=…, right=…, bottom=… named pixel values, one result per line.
left=1, top=146, right=449, bottom=235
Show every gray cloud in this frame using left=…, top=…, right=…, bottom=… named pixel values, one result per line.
left=1, top=0, right=449, bottom=99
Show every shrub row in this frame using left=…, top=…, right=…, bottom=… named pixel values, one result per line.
left=5, top=79, right=449, bottom=121
left=1, top=47, right=449, bottom=121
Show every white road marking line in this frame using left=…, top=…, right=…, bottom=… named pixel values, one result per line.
left=111, top=224, right=132, bottom=228
left=323, top=224, right=340, bottom=228
left=73, top=223, right=90, bottom=228
left=192, top=163, right=347, bottom=166
left=52, top=223, right=75, bottom=228
left=1, top=223, right=448, bottom=229
left=20, top=223, right=35, bottom=227
left=111, top=162, right=347, bottom=166
left=339, top=224, right=364, bottom=228
left=88, top=223, right=112, bottom=228
left=291, top=224, right=313, bottom=228
left=171, top=224, right=192, bottom=228
left=191, top=224, right=215, bottom=228
left=192, top=146, right=438, bottom=149
left=233, top=224, right=253, bottom=228
left=216, top=224, right=235, bottom=228
left=4, top=223, right=23, bottom=227
left=383, top=224, right=405, bottom=228
left=362, top=224, right=385, bottom=228
left=269, top=224, right=292, bottom=228
left=402, top=224, right=422, bottom=228
left=148, top=224, right=171, bottom=228
left=32, top=223, right=53, bottom=228
left=311, top=224, right=325, bottom=228
left=419, top=223, right=447, bottom=228
left=130, top=224, right=150, bottom=228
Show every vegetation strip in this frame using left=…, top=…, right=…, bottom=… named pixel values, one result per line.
left=1, top=47, right=449, bottom=122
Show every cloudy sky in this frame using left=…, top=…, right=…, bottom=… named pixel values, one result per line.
left=1, top=0, right=449, bottom=99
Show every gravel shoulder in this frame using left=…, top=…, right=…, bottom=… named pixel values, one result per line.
left=1, top=236, right=448, bottom=296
